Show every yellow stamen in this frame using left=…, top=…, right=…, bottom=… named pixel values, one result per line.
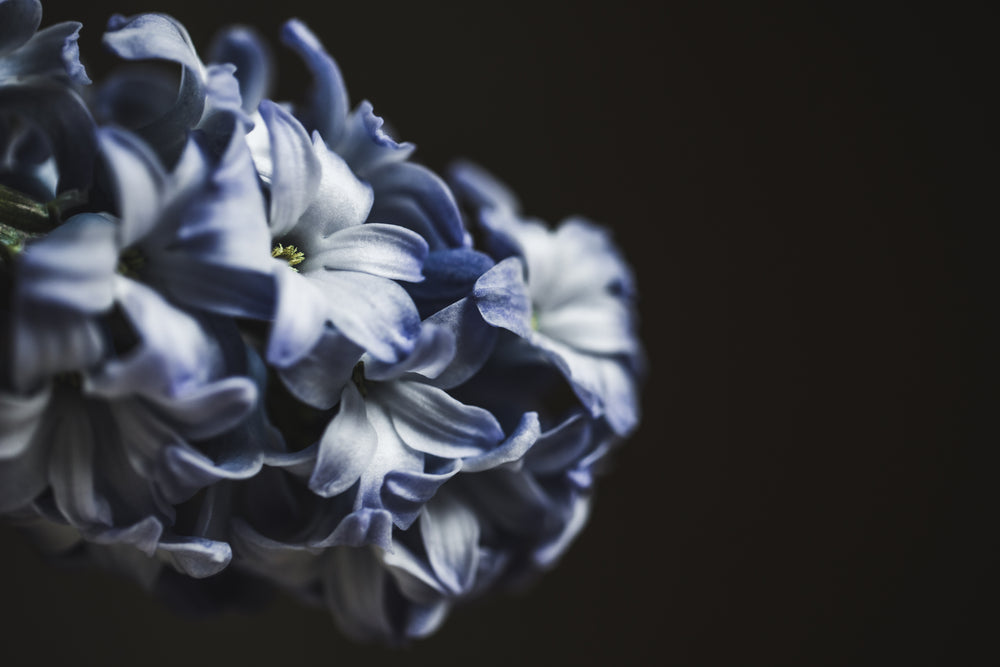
left=272, top=243, right=305, bottom=271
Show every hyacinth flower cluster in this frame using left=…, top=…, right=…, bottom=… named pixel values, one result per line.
left=0, top=0, right=643, bottom=643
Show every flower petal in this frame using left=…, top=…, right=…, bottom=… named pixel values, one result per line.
left=536, top=292, right=638, bottom=356
left=0, top=21, right=90, bottom=84
left=334, top=101, right=415, bottom=178
left=307, top=223, right=427, bottom=282
left=420, top=297, right=498, bottom=390
left=275, top=321, right=362, bottom=410
left=382, top=381, right=503, bottom=458
left=257, top=99, right=321, bottom=237
left=473, top=256, right=532, bottom=337
left=460, top=411, right=540, bottom=473
left=207, top=26, right=272, bottom=113
left=280, top=19, right=348, bottom=145
left=309, top=382, right=377, bottom=497
left=362, top=322, right=456, bottom=382
left=156, top=535, right=232, bottom=578
left=0, top=387, right=48, bottom=459
left=0, top=83, right=96, bottom=191
left=366, top=162, right=467, bottom=250
left=97, top=126, right=168, bottom=247
left=291, top=133, right=373, bottom=240
left=313, top=270, right=420, bottom=364
left=421, top=492, right=480, bottom=596
left=16, top=213, right=116, bottom=313
left=0, top=0, right=41, bottom=56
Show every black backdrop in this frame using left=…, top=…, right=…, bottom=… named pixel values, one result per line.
left=1, top=1, right=993, bottom=665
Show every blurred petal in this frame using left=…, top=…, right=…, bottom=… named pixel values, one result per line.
left=363, top=322, right=455, bottom=382
left=275, top=323, right=362, bottom=411
left=420, top=297, right=497, bottom=390
left=97, top=126, right=168, bottom=246
left=16, top=213, right=116, bottom=313
left=157, top=535, right=232, bottom=578
left=446, top=160, right=521, bottom=213
left=0, top=22, right=90, bottom=84
left=207, top=25, right=272, bottom=112
left=280, top=19, right=348, bottom=145
left=0, top=0, right=41, bottom=56
left=366, top=162, right=467, bottom=250
left=0, top=388, right=47, bottom=459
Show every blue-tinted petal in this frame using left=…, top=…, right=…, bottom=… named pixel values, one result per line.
left=97, top=126, right=168, bottom=246
left=0, top=0, right=41, bottom=56
left=532, top=334, right=640, bottom=436
left=420, top=297, right=497, bottom=390
left=473, top=256, right=532, bottom=337
left=406, top=248, right=494, bottom=317
left=0, top=83, right=96, bottom=191
left=47, top=398, right=112, bottom=527
left=460, top=411, right=540, bottom=473
left=0, top=393, right=48, bottom=512
left=275, top=322, right=362, bottom=410
left=267, top=262, right=328, bottom=366
left=230, top=519, right=322, bottom=588
left=310, top=382, right=376, bottom=497
left=156, top=535, right=232, bottom=578
left=291, top=132, right=373, bottom=240
left=446, top=160, right=521, bottom=213
left=523, top=411, right=594, bottom=474
left=0, top=21, right=90, bottom=84
left=335, top=101, right=415, bottom=177
left=381, top=458, right=461, bottom=530
left=87, top=277, right=218, bottom=398
left=362, top=322, right=455, bottom=382
left=382, top=381, right=503, bottom=458
left=314, top=508, right=393, bottom=551
left=313, top=270, right=420, bottom=364
left=207, top=26, right=272, bottom=113
left=323, top=546, right=394, bottom=642
left=537, top=292, right=638, bottom=355
left=16, top=213, right=116, bottom=313
left=146, top=377, right=257, bottom=442
left=280, top=19, right=348, bottom=145
left=11, top=305, right=104, bottom=394
left=0, top=388, right=47, bottom=459
left=102, top=13, right=207, bottom=161
left=257, top=99, right=321, bottom=237
left=86, top=516, right=163, bottom=557
left=421, top=492, right=480, bottom=596
left=366, top=162, right=467, bottom=250
left=307, top=223, right=427, bottom=282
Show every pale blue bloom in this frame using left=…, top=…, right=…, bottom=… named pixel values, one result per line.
left=450, top=163, right=643, bottom=436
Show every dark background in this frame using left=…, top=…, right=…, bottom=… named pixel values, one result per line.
left=1, top=1, right=993, bottom=664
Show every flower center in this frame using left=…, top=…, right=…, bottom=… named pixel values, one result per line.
left=351, top=361, right=368, bottom=397
left=272, top=243, right=305, bottom=271
left=117, top=246, right=146, bottom=278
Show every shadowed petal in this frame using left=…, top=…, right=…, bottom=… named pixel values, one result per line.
left=207, top=26, right=272, bottom=113
left=366, top=162, right=467, bottom=249
left=97, top=126, right=167, bottom=246
left=0, top=0, right=41, bottom=56
left=0, top=388, right=48, bottom=459
left=157, top=535, right=232, bottom=578
left=280, top=19, right=348, bottom=145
